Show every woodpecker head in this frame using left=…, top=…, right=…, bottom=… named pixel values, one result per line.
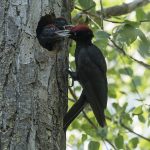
left=69, top=24, right=94, bottom=42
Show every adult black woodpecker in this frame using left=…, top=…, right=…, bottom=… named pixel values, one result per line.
left=64, top=25, right=108, bottom=130
left=36, top=16, right=69, bottom=51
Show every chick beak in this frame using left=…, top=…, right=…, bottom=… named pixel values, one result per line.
left=55, top=30, right=70, bottom=37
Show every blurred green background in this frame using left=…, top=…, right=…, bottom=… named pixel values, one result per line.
left=67, top=0, right=150, bottom=149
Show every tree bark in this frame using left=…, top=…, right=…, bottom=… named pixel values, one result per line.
left=0, top=0, right=71, bottom=150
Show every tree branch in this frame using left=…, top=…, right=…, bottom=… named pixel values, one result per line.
left=99, top=0, right=104, bottom=29
left=109, top=39, right=150, bottom=70
left=75, top=0, right=150, bottom=20
left=97, top=0, right=150, bottom=18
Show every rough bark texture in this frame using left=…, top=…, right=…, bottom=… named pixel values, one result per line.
left=0, top=0, right=72, bottom=150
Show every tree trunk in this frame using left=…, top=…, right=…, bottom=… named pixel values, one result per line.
left=0, top=0, right=71, bottom=149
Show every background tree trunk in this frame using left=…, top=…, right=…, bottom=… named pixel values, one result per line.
left=0, top=0, right=72, bottom=149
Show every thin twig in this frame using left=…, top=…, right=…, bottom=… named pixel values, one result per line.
left=82, top=110, right=97, bottom=129
left=105, top=139, right=117, bottom=150
left=102, top=139, right=109, bottom=150
left=75, top=6, right=99, bottom=18
left=106, top=116, right=150, bottom=142
left=104, top=19, right=150, bottom=24
left=69, top=86, right=78, bottom=100
left=120, top=55, right=143, bottom=100
left=109, top=38, right=150, bottom=69
left=99, top=0, right=104, bottom=30
left=120, top=121, right=150, bottom=142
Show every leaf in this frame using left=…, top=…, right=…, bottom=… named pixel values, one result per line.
left=97, top=127, right=107, bottom=139
left=81, top=124, right=96, bottom=137
left=133, top=76, right=141, bottom=87
left=136, top=8, right=146, bottom=21
left=112, top=103, right=120, bottom=111
left=132, top=106, right=143, bottom=115
left=94, top=31, right=110, bottom=51
left=121, top=113, right=133, bottom=125
left=137, top=29, right=147, bottom=41
left=129, top=137, right=139, bottom=148
left=71, top=119, right=80, bottom=129
left=114, top=135, right=124, bottom=149
left=105, top=109, right=112, bottom=118
left=138, top=115, right=146, bottom=123
left=136, top=29, right=150, bottom=57
left=69, top=41, right=76, bottom=56
left=122, top=102, right=128, bottom=112
left=70, top=61, right=76, bottom=69
left=69, top=134, right=76, bottom=144
left=74, top=86, right=82, bottom=91
left=95, top=31, right=110, bottom=39
left=119, top=67, right=133, bottom=76
left=88, top=141, right=100, bottom=150
left=138, top=39, right=150, bottom=58
left=113, top=24, right=139, bottom=45
left=108, top=84, right=117, bottom=98
left=124, top=20, right=140, bottom=27
left=82, top=134, right=87, bottom=142
left=78, top=0, right=96, bottom=10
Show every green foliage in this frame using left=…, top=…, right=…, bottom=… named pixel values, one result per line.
left=136, top=8, right=146, bottom=21
left=94, top=31, right=110, bottom=51
left=88, top=141, right=100, bottom=150
left=114, top=135, right=124, bottom=149
left=132, top=106, right=143, bottom=115
left=138, top=38, right=150, bottom=57
left=78, top=0, right=96, bottom=10
left=67, top=0, right=150, bottom=149
left=97, top=127, right=107, bottom=139
left=81, top=134, right=87, bottom=142
left=119, top=67, right=133, bottom=76
left=113, top=22, right=139, bottom=46
left=129, top=137, right=139, bottom=148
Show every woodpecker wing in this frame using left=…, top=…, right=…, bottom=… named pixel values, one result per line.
left=77, top=45, right=108, bottom=126
left=86, top=45, right=108, bottom=108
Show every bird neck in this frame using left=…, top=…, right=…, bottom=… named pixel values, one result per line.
left=76, top=39, right=92, bottom=48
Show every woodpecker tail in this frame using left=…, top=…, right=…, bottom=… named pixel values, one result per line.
left=90, top=102, right=106, bottom=127
left=63, top=91, right=87, bottom=131
left=83, top=82, right=107, bottom=128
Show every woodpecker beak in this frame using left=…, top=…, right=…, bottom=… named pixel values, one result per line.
left=55, top=25, right=74, bottom=37
left=55, top=30, right=70, bottom=37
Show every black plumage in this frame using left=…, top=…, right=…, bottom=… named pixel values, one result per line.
left=64, top=25, right=108, bottom=130
left=36, top=16, right=69, bottom=51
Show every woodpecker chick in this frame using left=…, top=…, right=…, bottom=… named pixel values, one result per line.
left=36, top=17, right=69, bottom=51
left=54, top=17, right=68, bottom=29
left=64, top=25, right=108, bottom=130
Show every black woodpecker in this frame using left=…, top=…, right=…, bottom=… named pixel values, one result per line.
left=64, top=24, right=108, bottom=130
